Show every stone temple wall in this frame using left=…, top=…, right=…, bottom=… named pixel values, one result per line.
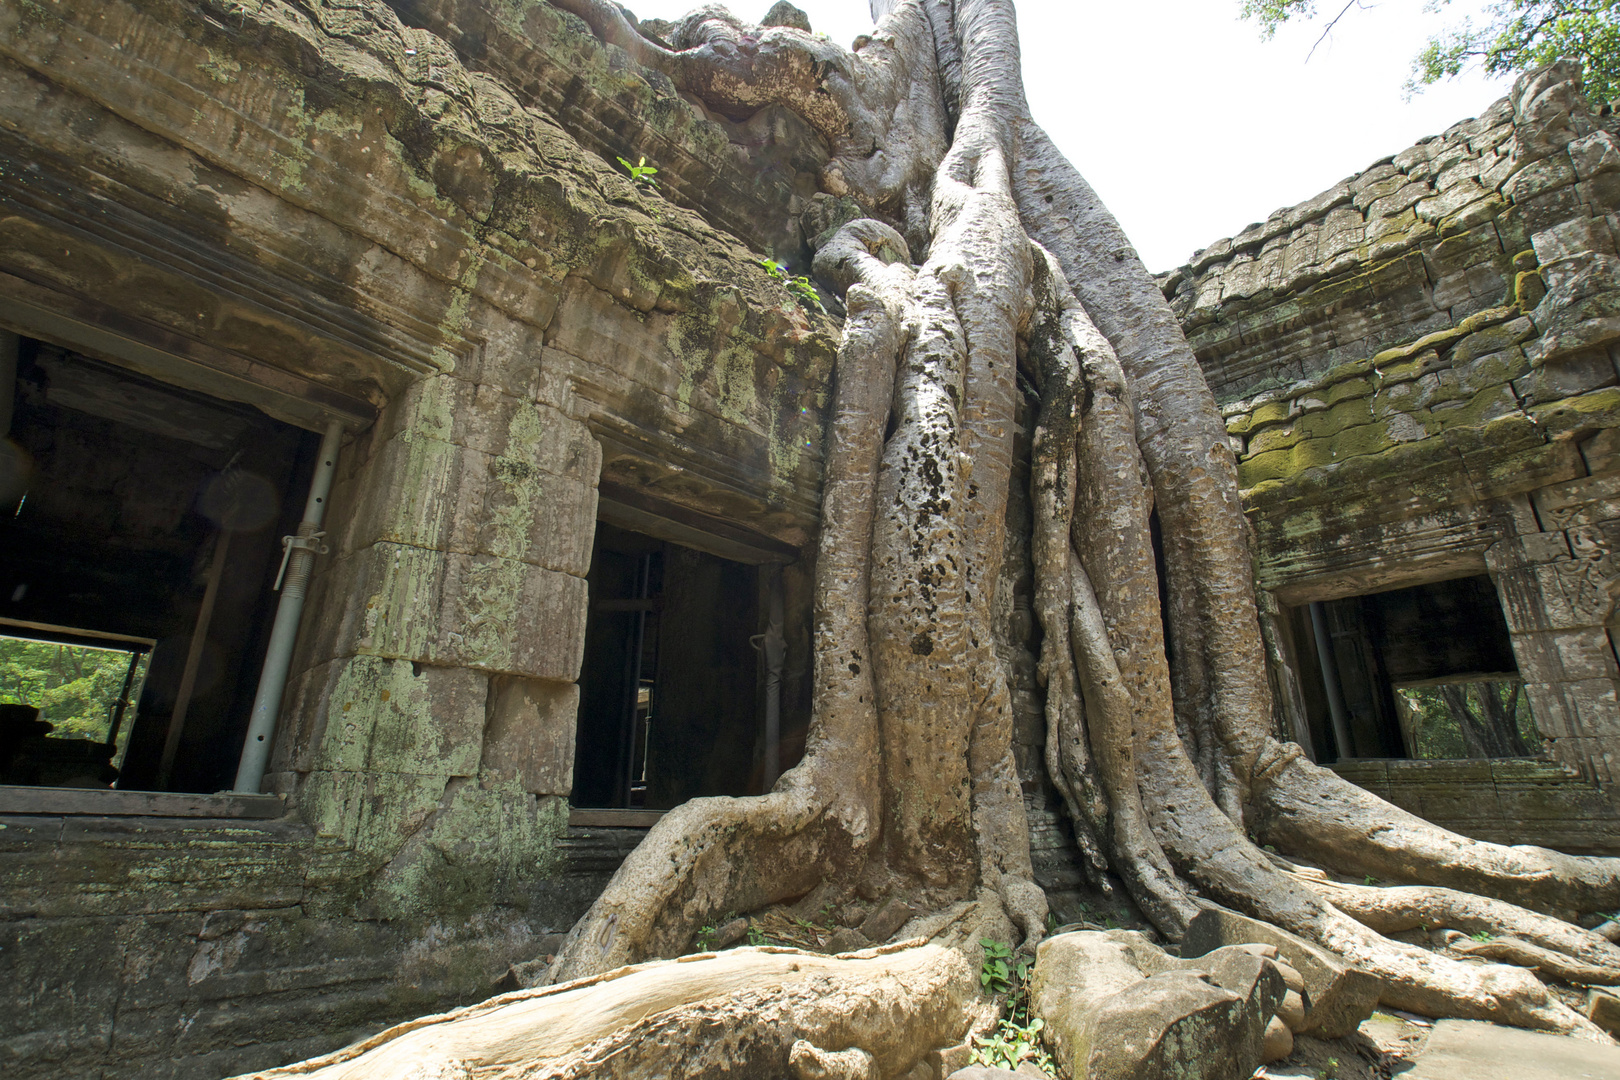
left=0, top=0, right=838, bottom=1076
left=1165, top=63, right=1620, bottom=853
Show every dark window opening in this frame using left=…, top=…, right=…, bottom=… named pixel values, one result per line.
left=1288, top=574, right=1536, bottom=762
left=571, top=522, right=802, bottom=811
left=1, top=337, right=315, bottom=793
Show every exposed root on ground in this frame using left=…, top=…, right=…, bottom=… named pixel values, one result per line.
left=235, top=943, right=980, bottom=1079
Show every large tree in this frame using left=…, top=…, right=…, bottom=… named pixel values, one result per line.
left=268, top=0, right=1620, bottom=1073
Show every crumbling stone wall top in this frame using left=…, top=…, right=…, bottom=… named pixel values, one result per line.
left=1160, top=64, right=1620, bottom=404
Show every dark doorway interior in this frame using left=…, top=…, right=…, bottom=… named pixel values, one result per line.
left=572, top=522, right=785, bottom=810
left=0, top=338, right=314, bottom=792
left=1289, top=574, right=1535, bottom=762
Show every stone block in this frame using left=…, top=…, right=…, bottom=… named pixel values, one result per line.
left=0, top=917, right=122, bottom=1066
left=480, top=676, right=578, bottom=796
left=1180, top=907, right=1383, bottom=1038
left=296, top=768, right=448, bottom=858
left=1367, top=182, right=1429, bottom=220
left=437, top=553, right=588, bottom=680
left=336, top=432, right=598, bottom=578
left=1580, top=171, right=1620, bottom=217
left=1454, top=348, right=1530, bottom=395
left=1533, top=217, right=1617, bottom=264
left=470, top=465, right=598, bottom=577
left=335, top=657, right=487, bottom=777
left=1416, top=180, right=1489, bottom=224
left=1514, top=184, right=1586, bottom=233
left=273, top=658, right=344, bottom=775
left=1570, top=131, right=1620, bottom=182
left=1030, top=931, right=1283, bottom=1080
left=1505, top=153, right=1577, bottom=203
left=336, top=432, right=480, bottom=556
left=1514, top=348, right=1617, bottom=404
left=1587, top=988, right=1620, bottom=1037
left=1551, top=627, right=1620, bottom=681
left=859, top=898, right=916, bottom=943
left=315, top=542, right=589, bottom=680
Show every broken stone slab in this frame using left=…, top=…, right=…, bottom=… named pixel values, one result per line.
left=824, top=927, right=872, bottom=954
left=859, top=898, right=916, bottom=943
left=1587, top=987, right=1620, bottom=1037
left=1030, top=930, right=1284, bottom=1080
left=711, top=917, right=750, bottom=950
left=1180, top=907, right=1384, bottom=1038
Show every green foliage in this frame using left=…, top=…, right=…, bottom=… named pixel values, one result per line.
left=970, top=1015, right=1054, bottom=1075
left=1470, top=929, right=1494, bottom=941
left=1242, top=0, right=1620, bottom=104
left=980, top=938, right=1016, bottom=994
left=973, top=938, right=1053, bottom=1076
left=616, top=155, right=660, bottom=188
left=1364, top=874, right=1379, bottom=886
left=758, top=257, right=826, bottom=313
left=0, top=638, right=147, bottom=757
left=1413, top=1, right=1620, bottom=103
left=1396, top=680, right=1537, bottom=760
left=746, top=925, right=769, bottom=947
left=1317, top=1057, right=1341, bottom=1080
left=695, top=924, right=716, bottom=950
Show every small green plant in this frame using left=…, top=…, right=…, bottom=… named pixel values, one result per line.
left=970, top=1015, right=1054, bottom=1075
left=694, top=924, right=716, bottom=951
left=1470, top=930, right=1493, bottom=942
left=747, top=925, right=769, bottom=947
left=617, top=155, right=659, bottom=188
left=1316, top=1057, right=1340, bottom=1080
left=758, top=257, right=826, bottom=313
left=1363, top=875, right=1378, bottom=886
left=980, top=938, right=1014, bottom=995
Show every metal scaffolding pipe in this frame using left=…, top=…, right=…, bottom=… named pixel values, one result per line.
left=231, top=419, right=343, bottom=793
left=1309, top=600, right=1356, bottom=761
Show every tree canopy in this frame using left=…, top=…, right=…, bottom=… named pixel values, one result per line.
left=1241, top=0, right=1620, bottom=104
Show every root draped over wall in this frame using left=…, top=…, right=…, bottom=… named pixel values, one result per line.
left=506, top=0, right=1620, bottom=1056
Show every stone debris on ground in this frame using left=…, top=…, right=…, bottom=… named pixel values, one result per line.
left=1031, top=930, right=1286, bottom=1080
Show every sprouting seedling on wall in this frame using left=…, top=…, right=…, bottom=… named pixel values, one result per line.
left=617, top=155, right=659, bottom=188
left=759, top=257, right=825, bottom=314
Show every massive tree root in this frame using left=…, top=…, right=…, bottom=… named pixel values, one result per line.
left=539, top=0, right=1620, bottom=1050
left=238, top=942, right=978, bottom=1079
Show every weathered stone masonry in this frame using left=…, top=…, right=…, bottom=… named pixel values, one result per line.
left=1163, top=63, right=1620, bottom=854
left=5, top=0, right=1620, bottom=1076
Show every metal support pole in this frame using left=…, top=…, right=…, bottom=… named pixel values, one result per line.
left=230, top=420, right=343, bottom=793
left=1309, top=600, right=1356, bottom=761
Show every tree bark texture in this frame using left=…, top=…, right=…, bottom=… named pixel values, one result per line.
left=531, top=0, right=1620, bottom=1055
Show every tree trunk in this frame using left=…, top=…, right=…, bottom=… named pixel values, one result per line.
left=373, top=0, right=1620, bottom=1064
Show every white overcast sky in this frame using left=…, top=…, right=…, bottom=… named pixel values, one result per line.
left=623, top=0, right=1517, bottom=270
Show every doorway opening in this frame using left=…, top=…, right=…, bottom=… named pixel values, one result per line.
left=571, top=521, right=796, bottom=812
left=0, top=336, right=316, bottom=792
left=1288, top=574, right=1537, bottom=762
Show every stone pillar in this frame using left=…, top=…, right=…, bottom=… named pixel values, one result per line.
left=266, top=309, right=601, bottom=915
